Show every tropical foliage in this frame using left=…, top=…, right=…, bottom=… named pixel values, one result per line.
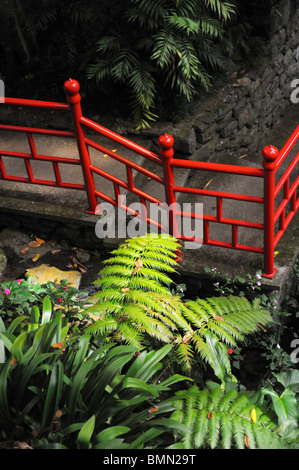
left=170, top=380, right=299, bottom=449
left=0, top=0, right=278, bottom=127
left=0, top=297, right=189, bottom=448
left=0, top=234, right=298, bottom=449
left=86, top=234, right=272, bottom=383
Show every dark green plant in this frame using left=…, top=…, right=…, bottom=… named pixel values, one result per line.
left=0, top=296, right=190, bottom=448
left=170, top=381, right=298, bottom=449
left=85, top=234, right=272, bottom=384
left=86, top=0, right=237, bottom=128
left=254, top=369, right=299, bottom=443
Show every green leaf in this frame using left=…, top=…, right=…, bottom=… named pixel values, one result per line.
left=0, top=361, right=11, bottom=423
left=274, top=370, right=299, bottom=393
left=41, top=296, right=52, bottom=324
left=122, top=377, right=159, bottom=397
left=95, top=426, right=130, bottom=443
left=11, top=332, right=27, bottom=362
left=271, top=390, right=298, bottom=427
left=77, top=415, right=95, bottom=449
left=41, top=360, right=64, bottom=431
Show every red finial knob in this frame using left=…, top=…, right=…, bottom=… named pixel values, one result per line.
left=158, top=134, right=174, bottom=159
left=262, top=145, right=279, bottom=170
left=63, top=78, right=80, bottom=95
left=159, top=134, right=174, bottom=149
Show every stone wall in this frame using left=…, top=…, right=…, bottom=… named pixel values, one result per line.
left=139, top=0, right=299, bottom=162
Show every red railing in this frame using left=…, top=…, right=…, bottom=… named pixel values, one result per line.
left=0, top=78, right=298, bottom=278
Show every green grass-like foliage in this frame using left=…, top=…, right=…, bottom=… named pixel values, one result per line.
left=170, top=383, right=296, bottom=449
left=0, top=299, right=190, bottom=448
left=86, top=234, right=272, bottom=379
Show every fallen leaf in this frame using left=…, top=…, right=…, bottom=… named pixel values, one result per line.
left=78, top=266, right=87, bottom=273
left=135, top=259, right=143, bottom=268
left=32, top=254, right=40, bottom=262
left=251, top=408, right=257, bottom=423
left=207, top=412, right=213, bottom=419
left=55, top=410, right=63, bottom=419
left=35, top=237, right=45, bottom=244
left=21, top=247, right=29, bottom=254
left=244, top=433, right=250, bottom=448
left=112, top=149, right=117, bottom=152
left=203, top=179, right=213, bottom=190
left=52, top=342, right=65, bottom=349
left=118, top=316, right=127, bottom=322
left=51, top=249, right=61, bottom=255
left=70, top=255, right=87, bottom=272
left=213, top=316, right=225, bottom=321
left=122, top=287, right=130, bottom=293
left=256, top=322, right=267, bottom=332
left=148, top=406, right=159, bottom=414
left=29, top=241, right=40, bottom=248
left=239, top=154, right=248, bottom=159
left=103, top=154, right=108, bottom=158
left=10, top=357, right=17, bottom=366
left=16, top=442, right=33, bottom=449
left=182, top=332, right=193, bottom=344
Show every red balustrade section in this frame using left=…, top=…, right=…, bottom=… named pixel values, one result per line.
left=0, top=78, right=298, bottom=278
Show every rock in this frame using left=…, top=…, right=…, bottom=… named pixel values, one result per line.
left=75, top=250, right=90, bottom=264
left=25, top=264, right=81, bottom=289
left=0, top=228, right=31, bottom=250
left=0, top=228, right=53, bottom=260
left=173, top=126, right=197, bottom=155
left=0, top=248, right=7, bottom=272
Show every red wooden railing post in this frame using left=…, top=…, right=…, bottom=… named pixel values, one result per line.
left=262, top=144, right=279, bottom=278
left=63, top=78, right=97, bottom=213
left=158, top=134, right=182, bottom=258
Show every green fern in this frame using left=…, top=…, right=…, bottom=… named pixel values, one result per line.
left=86, top=0, right=237, bottom=128
left=86, top=234, right=182, bottom=346
left=170, top=384, right=295, bottom=449
left=85, top=234, right=273, bottom=382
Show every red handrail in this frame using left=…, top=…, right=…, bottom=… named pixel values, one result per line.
left=4, top=97, right=70, bottom=111
left=81, top=116, right=161, bottom=165
left=1, top=78, right=298, bottom=278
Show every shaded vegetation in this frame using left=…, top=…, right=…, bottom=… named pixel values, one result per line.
left=0, top=234, right=298, bottom=449
left=0, top=0, right=281, bottom=127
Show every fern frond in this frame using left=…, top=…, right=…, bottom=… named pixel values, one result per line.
left=85, top=234, right=273, bottom=380
left=85, top=315, right=118, bottom=336
left=172, top=384, right=291, bottom=449
left=118, top=321, right=143, bottom=347
left=174, top=339, right=194, bottom=371
left=135, top=267, right=174, bottom=286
